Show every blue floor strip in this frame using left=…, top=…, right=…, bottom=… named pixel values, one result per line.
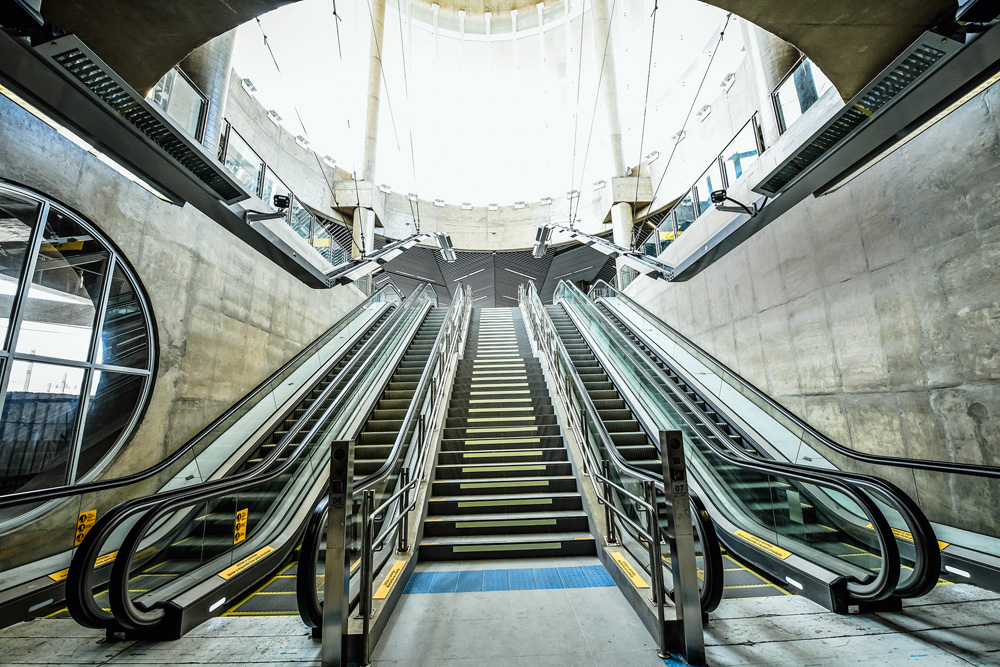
left=407, top=565, right=615, bottom=594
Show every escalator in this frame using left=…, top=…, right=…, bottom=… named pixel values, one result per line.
left=589, top=279, right=1000, bottom=594
left=526, top=282, right=922, bottom=613
left=0, top=285, right=402, bottom=628
left=65, top=287, right=455, bottom=639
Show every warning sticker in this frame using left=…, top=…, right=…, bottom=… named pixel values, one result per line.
left=234, top=508, right=249, bottom=545
left=865, top=523, right=949, bottom=550
left=611, top=552, right=649, bottom=588
left=374, top=560, right=406, bottom=599
left=734, top=530, right=792, bottom=560
left=48, top=550, right=118, bottom=581
left=75, top=510, right=97, bottom=546
left=218, top=546, right=275, bottom=580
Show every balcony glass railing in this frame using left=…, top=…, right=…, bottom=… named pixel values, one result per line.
left=772, top=58, right=834, bottom=134
left=145, top=68, right=207, bottom=141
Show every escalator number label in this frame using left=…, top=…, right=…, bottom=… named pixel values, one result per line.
left=75, top=510, right=97, bottom=546
left=234, top=508, right=249, bottom=544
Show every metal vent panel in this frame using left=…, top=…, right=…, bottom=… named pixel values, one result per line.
left=754, top=35, right=958, bottom=198
left=34, top=36, right=249, bottom=205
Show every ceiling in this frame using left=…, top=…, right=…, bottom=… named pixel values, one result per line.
left=36, top=0, right=956, bottom=98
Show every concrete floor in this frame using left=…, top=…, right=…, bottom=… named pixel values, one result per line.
left=0, top=580, right=998, bottom=665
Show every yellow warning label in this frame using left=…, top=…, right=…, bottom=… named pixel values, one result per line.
left=95, top=551, right=118, bottom=568
left=48, top=550, right=118, bottom=581
left=234, top=508, right=248, bottom=545
left=734, top=530, right=792, bottom=560
left=75, top=510, right=97, bottom=546
left=611, top=552, right=649, bottom=588
left=218, top=546, right=275, bottom=580
left=374, top=560, right=406, bottom=599
left=865, top=524, right=949, bottom=550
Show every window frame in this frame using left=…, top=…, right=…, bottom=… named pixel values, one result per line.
left=0, top=180, right=157, bottom=490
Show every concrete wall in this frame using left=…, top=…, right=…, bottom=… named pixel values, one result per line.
left=0, top=93, right=366, bottom=483
left=624, top=83, right=1000, bottom=534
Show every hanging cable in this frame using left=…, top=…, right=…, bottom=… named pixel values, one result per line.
left=394, top=0, right=421, bottom=232
left=566, top=0, right=588, bottom=229
left=629, top=0, right=658, bottom=251
left=568, top=0, right=618, bottom=229
left=635, top=12, right=732, bottom=232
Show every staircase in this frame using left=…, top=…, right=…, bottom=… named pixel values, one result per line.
left=419, top=307, right=595, bottom=560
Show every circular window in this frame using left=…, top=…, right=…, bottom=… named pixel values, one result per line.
left=0, top=181, right=156, bottom=495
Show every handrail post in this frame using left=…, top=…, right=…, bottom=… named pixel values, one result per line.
left=601, top=460, right=617, bottom=545
left=658, top=430, right=705, bottom=664
left=361, top=489, right=375, bottom=666
left=398, top=468, right=410, bottom=553
left=320, top=440, right=354, bottom=667
left=579, top=406, right=588, bottom=475
left=645, top=480, right=668, bottom=657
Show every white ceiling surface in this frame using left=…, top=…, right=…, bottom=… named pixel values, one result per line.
left=231, top=0, right=743, bottom=207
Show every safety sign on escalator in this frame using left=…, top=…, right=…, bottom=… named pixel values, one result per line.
left=234, top=508, right=249, bottom=544
left=75, top=509, right=97, bottom=546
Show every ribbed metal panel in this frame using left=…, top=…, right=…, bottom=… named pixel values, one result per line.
left=36, top=37, right=248, bottom=204
left=755, top=40, right=951, bottom=197
left=494, top=249, right=552, bottom=307
left=539, top=245, right=614, bottom=304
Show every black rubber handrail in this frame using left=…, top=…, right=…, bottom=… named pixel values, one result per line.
left=590, top=290, right=940, bottom=598
left=66, top=286, right=422, bottom=631
left=0, top=285, right=402, bottom=513
left=554, top=283, right=901, bottom=601
left=588, top=279, right=1000, bottom=479
left=100, top=293, right=431, bottom=633
left=296, top=285, right=469, bottom=629
left=524, top=285, right=725, bottom=612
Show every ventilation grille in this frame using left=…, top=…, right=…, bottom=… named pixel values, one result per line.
left=38, top=37, right=248, bottom=205
left=755, top=41, right=951, bottom=197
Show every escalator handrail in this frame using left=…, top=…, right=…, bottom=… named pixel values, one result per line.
left=555, top=281, right=901, bottom=601
left=296, top=285, right=470, bottom=629
left=589, top=286, right=940, bottom=598
left=0, top=284, right=403, bottom=512
left=354, top=283, right=468, bottom=493
left=67, top=285, right=423, bottom=630
left=589, top=279, right=1000, bottom=479
left=522, top=283, right=724, bottom=612
left=101, top=291, right=431, bottom=632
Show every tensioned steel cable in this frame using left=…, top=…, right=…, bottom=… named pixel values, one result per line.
left=254, top=17, right=355, bottom=258
left=629, top=0, right=659, bottom=251
left=394, top=0, right=422, bottom=232
left=566, top=0, right=589, bottom=229
left=568, top=0, right=618, bottom=229
left=634, top=12, right=733, bottom=232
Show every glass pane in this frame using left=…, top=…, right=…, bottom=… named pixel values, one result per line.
left=775, top=60, right=835, bottom=132
left=0, top=360, right=84, bottom=493
left=722, top=122, right=760, bottom=186
left=146, top=69, right=205, bottom=139
left=312, top=225, right=333, bottom=263
left=97, top=263, right=150, bottom=369
left=290, top=198, right=313, bottom=241
left=260, top=168, right=290, bottom=212
left=695, top=162, right=723, bottom=216
left=656, top=214, right=677, bottom=251
left=17, top=210, right=109, bottom=362
left=75, top=371, right=145, bottom=480
left=675, top=194, right=695, bottom=235
left=0, top=192, right=40, bottom=346
left=223, top=131, right=263, bottom=197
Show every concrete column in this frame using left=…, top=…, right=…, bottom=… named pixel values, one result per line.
left=179, top=28, right=237, bottom=153
left=354, top=0, right=387, bottom=260
left=739, top=18, right=800, bottom=148
left=611, top=201, right=634, bottom=282
left=352, top=207, right=376, bottom=259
